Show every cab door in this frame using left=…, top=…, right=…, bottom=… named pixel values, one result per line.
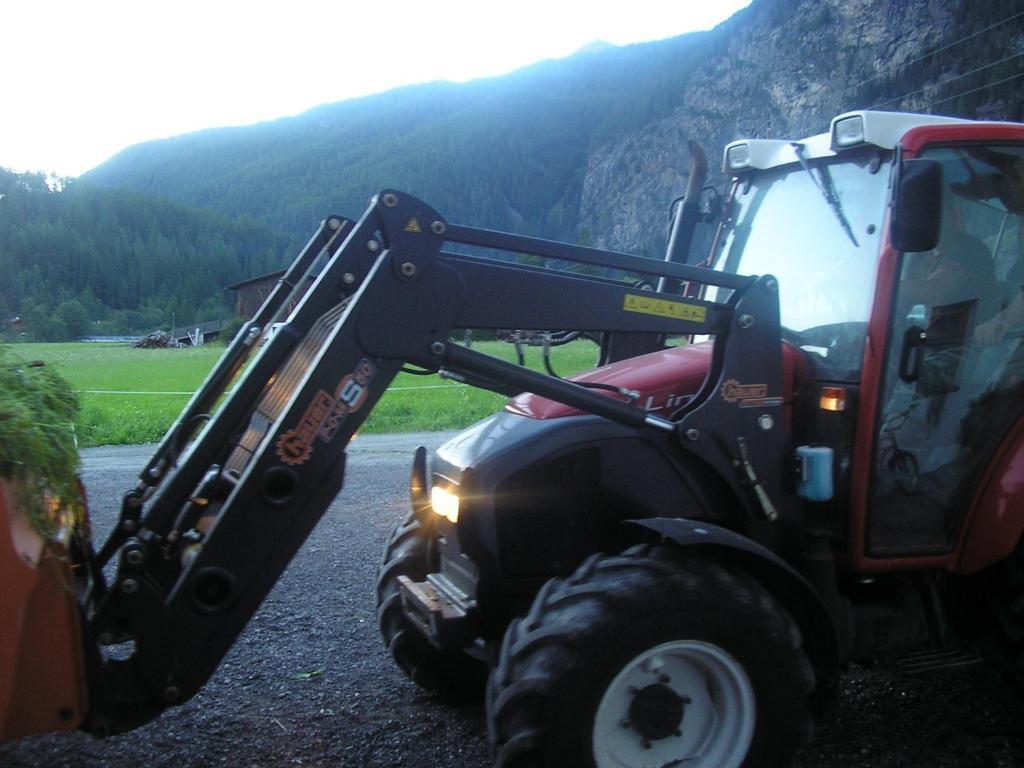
left=867, top=142, right=1024, bottom=557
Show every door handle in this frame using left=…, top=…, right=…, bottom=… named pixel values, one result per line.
left=899, top=325, right=928, bottom=383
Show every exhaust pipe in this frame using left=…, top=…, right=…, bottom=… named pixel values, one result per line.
left=658, top=141, right=708, bottom=292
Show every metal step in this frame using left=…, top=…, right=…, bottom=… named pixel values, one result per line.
left=896, top=647, right=983, bottom=676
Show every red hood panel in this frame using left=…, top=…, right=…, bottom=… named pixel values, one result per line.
left=506, top=342, right=804, bottom=420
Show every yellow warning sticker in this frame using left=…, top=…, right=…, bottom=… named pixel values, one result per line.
left=404, top=218, right=422, bottom=233
left=623, top=294, right=707, bottom=322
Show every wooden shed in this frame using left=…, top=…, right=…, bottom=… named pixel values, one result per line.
left=225, top=270, right=316, bottom=320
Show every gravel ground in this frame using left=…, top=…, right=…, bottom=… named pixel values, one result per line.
left=2, top=435, right=1023, bottom=767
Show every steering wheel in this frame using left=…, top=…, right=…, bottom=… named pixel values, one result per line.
left=783, top=321, right=869, bottom=373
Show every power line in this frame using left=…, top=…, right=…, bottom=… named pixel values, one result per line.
left=926, top=70, right=1024, bottom=111
left=844, top=9, right=1024, bottom=95
left=867, top=51, right=1024, bottom=110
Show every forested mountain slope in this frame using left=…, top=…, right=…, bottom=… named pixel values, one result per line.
left=85, top=27, right=724, bottom=244
left=85, top=0, right=1024, bottom=259
left=0, top=169, right=292, bottom=339
left=11, top=0, right=1017, bottom=340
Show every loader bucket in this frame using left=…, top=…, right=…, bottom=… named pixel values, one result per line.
left=0, top=480, right=87, bottom=740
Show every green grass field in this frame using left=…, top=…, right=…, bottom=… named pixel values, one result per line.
left=12, top=340, right=602, bottom=447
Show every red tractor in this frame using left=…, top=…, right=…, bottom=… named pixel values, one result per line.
left=3, top=110, right=1023, bottom=768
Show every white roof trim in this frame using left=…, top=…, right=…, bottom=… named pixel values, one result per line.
left=829, top=110, right=972, bottom=151
left=723, top=110, right=975, bottom=173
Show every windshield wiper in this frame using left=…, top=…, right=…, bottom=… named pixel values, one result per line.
left=791, top=142, right=859, bottom=247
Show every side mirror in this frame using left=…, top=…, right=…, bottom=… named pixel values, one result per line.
left=699, top=187, right=723, bottom=222
left=890, top=158, right=943, bottom=252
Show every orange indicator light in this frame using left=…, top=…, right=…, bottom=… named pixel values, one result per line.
left=819, top=386, right=846, bottom=412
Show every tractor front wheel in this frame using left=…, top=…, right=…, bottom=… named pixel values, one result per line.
left=487, top=545, right=815, bottom=768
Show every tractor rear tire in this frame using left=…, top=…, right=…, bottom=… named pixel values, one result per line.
left=487, top=545, right=815, bottom=768
left=376, top=511, right=486, bottom=702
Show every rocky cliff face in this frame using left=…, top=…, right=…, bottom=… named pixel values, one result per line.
left=579, top=0, right=1024, bottom=255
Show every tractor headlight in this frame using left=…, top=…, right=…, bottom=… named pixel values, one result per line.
left=431, top=485, right=460, bottom=524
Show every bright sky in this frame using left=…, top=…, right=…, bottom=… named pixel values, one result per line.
left=3, top=0, right=751, bottom=178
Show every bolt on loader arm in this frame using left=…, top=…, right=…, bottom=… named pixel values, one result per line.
left=80, top=190, right=785, bottom=734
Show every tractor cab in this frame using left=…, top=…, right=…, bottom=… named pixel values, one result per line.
left=714, top=111, right=1024, bottom=572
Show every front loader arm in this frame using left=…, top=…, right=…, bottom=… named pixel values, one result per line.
left=84, top=190, right=785, bottom=734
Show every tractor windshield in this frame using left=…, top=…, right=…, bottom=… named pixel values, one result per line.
left=713, top=152, right=890, bottom=380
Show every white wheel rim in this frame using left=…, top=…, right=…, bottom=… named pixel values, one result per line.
left=592, top=640, right=755, bottom=768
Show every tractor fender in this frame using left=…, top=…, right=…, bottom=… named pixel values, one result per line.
left=628, top=516, right=840, bottom=712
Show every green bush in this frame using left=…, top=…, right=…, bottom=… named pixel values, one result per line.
left=0, top=346, right=82, bottom=534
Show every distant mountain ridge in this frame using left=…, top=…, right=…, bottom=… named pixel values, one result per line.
left=86, top=0, right=1024, bottom=259
left=83, top=22, right=731, bottom=245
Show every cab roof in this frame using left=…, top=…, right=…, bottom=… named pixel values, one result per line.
left=722, top=110, right=975, bottom=173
